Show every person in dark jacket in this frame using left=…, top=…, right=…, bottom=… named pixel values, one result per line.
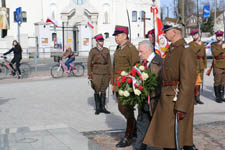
left=3, top=40, right=22, bottom=78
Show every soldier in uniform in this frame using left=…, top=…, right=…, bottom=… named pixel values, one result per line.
left=143, top=18, right=198, bottom=150
left=134, top=40, right=163, bottom=150
left=112, top=25, right=140, bottom=147
left=189, top=29, right=207, bottom=104
left=88, top=34, right=111, bottom=115
left=211, top=31, right=225, bottom=103
left=147, top=29, right=155, bottom=44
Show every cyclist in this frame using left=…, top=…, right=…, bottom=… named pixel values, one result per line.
left=62, top=44, right=75, bottom=72
left=3, top=40, right=22, bottom=78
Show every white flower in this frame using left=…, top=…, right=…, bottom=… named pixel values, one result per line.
left=142, top=72, right=149, bottom=80
left=121, top=71, right=127, bottom=76
left=139, top=65, right=145, bottom=71
left=134, top=89, right=141, bottom=96
left=119, top=90, right=124, bottom=96
left=123, top=91, right=130, bottom=97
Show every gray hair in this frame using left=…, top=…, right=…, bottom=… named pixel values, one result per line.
left=138, top=40, right=153, bottom=51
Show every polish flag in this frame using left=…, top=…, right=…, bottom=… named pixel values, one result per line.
left=46, top=17, right=59, bottom=27
left=87, top=21, right=94, bottom=29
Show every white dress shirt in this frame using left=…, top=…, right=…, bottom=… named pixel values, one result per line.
left=146, top=52, right=156, bottom=67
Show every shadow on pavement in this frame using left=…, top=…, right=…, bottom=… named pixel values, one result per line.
left=105, top=112, right=126, bottom=131
left=201, top=85, right=215, bottom=102
left=0, top=97, right=14, bottom=106
left=87, top=96, right=95, bottom=109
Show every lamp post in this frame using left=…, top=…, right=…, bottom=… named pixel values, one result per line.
left=214, top=0, right=217, bottom=33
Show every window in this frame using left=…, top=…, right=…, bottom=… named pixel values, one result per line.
left=74, top=0, right=85, bottom=5
left=103, top=4, right=110, bottom=24
left=140, top=11, right=145, bottom=22
left=132, top=11, right=137, bottom=22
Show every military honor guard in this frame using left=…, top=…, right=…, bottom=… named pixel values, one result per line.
left=88, top=34, right=111, bottom=115
left=189, top=29, right=207, bottom=105
left=211, top=31, right=225, bottom=103
left=143, top=18, right=198, bottom=150
left=112, top=25, right=140, bottom=147
left=134, top=40, right=163, bottom=150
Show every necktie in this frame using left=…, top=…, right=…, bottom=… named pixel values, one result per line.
left=144, top=60, right=148, bottom=68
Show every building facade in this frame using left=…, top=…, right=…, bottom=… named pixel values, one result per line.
left=0, top=0, right=160, bottom=56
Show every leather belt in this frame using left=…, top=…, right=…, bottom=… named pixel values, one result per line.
left=162, top=81, right=179, bottom=86
left=197, top=56, right=204, bottom=59
left=215, top=54, right=225, bottom=60
left=94, top=62, right=108, bottom=65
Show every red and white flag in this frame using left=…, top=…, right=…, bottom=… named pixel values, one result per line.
left=151, top=4, right=169, bottom=58
left=46, top=17, right=59, bottom=27
left=154, top=17, right=169, bottom=58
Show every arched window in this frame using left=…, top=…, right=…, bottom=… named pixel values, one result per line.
left=132, top=11, right=137, bottom=22
left=103, top=4, right=110, bottom=24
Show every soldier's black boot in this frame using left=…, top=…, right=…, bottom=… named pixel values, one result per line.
left=214, top=86, right=222, bottom=103
left=100, top=93, right=110, bottom=114
left=116, top=117, right=136, bottom=148
left=94, top=93, right=101, bottom=115
left=220, top=85, right=225, bottom=102
left=183, top=145, right=198, bottom=150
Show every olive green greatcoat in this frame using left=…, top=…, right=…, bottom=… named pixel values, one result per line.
left=88, top=47, right=111, bottom=93
left=189, top=41, right=207, bottom=79
left=143, top=39, right=197, bottom=148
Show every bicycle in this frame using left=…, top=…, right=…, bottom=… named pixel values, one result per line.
left=50, top=57, right=85, bottom=78
left=0, top=56, right=32, bottom=79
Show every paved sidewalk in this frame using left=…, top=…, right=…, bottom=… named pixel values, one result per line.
left=0, top=63, right=225, bottom=149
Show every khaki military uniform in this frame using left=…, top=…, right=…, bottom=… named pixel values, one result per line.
left=112, top=40, right=139, bottom=140
left=189, top=41, right=207, bottom=104
left=88, top=47, right=111, bottom=93
left=143, top=39, right=197, bottom=148
left=211, top=42, right=225, bottom=86
left=189, top=41, right=207, bottom=79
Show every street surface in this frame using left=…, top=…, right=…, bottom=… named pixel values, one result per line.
left=0, top=58, right=225, bottom=150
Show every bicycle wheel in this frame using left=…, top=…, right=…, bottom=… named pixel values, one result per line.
left=20, top=63, right=32, bottom=78
left=51, top=64, right=64, bottom=78
left=0, top=64, right=8, bottom=79
left=73, top=63, right=84, bottom=77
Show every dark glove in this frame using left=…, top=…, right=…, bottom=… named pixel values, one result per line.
left=177, top=111, right=185, bottom=121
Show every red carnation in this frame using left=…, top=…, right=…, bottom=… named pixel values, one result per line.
left=117, top=81, right=121, bottom=86
left=128, top=78, right=132, bottom=84
left=122, top=76, right=126, bottom=80
left=114, top=82, right=117, bottom=86
left=139, top=85, right=143, bottom=91
left=134, top=83, right=137, bottom=88
left=116, top=76, right=120, bottom=81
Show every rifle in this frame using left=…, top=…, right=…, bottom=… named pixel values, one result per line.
left=206, top=59, right=215, bottom=76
